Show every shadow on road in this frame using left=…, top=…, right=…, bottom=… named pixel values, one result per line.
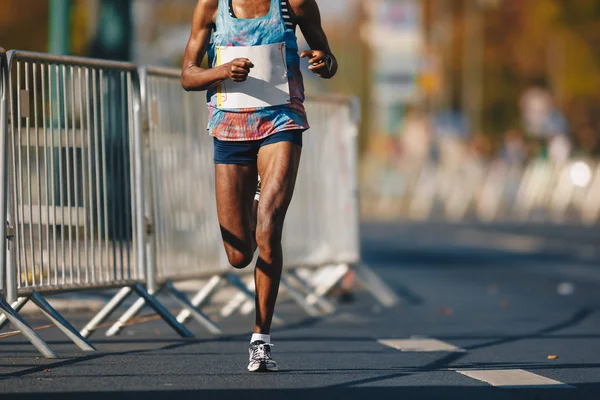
left=1, top=385, right=593, bottom=400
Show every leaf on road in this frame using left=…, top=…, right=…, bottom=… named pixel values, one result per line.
left=438, top=307, right=454, bottom=316
left=547, top=355, right=558, bottom=360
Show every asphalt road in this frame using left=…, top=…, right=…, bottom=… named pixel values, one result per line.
left=0, top=221, right=599, bottom=400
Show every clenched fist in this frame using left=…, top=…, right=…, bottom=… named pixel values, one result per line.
left=224, top=58, right=255, bottom=82
left=301, top=50, right=337, bottom=79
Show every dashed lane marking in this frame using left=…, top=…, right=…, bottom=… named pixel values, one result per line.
left=456, top=369, right=575, bottom=389
left=378, top=338, right=465, bottom=352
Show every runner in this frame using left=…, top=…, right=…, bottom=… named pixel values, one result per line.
left=181, top=0, right=337, bottom=372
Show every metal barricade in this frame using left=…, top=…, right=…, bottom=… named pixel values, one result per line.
left=0, top=51, right=192, bottom=358
left=99, top=67, right=397, bottom=334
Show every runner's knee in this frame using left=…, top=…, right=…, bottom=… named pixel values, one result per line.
left=226, top=248, right=254, bottom=270
left=255, top=216, right=283, bottom=259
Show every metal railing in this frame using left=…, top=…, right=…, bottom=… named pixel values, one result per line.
left=0, top=52, right=194, bottom=358
left=84, top=67, right=396, bottom=337
left=361, top=155, right=600, bottom=225
left=0, top=54, right=396, bottom=358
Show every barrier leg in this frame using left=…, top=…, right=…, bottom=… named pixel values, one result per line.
left=279, top=274, right=322, bottom=317
left=224, top=274, right=284, bottom=325
left=0, top=297, right=58, bottom=358
left=29, top=291, right=96, bottom=352
left=220, top=292, right=247, bottom=318
left=310, top=264, right=350, bottom=298
left=132, top=283, right=193, bottom=338
left=0, top=296, right=30, bottom=330
left=105, top=285, right=193, bottom=338
left=352, top=263, right=400, bottom=308
left=80, top=287, right=134, bottom=338
left=239, top=281, right=256, bottom=316
left=286, top=271, right=336, bottom=314
left=104, top=296, right=147, bottom=337
left=164, top=281, right=222, bottom=335
left=176, top=275, right=222, bottom=324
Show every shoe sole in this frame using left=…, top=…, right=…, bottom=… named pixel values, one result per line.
left=248, top=363, right=279, bottom=372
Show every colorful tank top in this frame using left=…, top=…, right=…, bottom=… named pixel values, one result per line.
left=207, top=0, right=309, bottom=141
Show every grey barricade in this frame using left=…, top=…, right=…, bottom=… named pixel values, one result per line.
left=89, top=67, right=398, bottom=337
left=0, top=51, right=192, bottom=358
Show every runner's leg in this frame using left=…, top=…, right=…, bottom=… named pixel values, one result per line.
left=215, top=164, right=259, bottom=269
left=254, top=141, right=302, bottom=333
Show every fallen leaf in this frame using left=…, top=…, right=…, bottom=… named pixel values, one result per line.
left=547, top=355, right=558, bottom=360
left=43, top=368, right=50, bottom=373
left=438, top=307, right=454, bottom=316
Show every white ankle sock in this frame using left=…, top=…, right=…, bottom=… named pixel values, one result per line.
left=251, top=333, right=271, bottom=344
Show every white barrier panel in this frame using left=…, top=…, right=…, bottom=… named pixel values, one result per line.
left=143, top=67, right=226, bottom=288
left=0, top=52, right=193, bottom=358
left=2, top=51, right=144, bottom=300
left=284, top=97, right=360, bottom=267
left=142, top=68, right=360, bottom=285
left=361, top=155, right=600, bottom=224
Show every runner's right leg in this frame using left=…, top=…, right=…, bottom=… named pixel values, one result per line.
left=215, top=164, right=259, bottom=269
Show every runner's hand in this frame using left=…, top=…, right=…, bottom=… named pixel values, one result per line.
left=224, top=58, right=254, bottom=82
left=301, top=50, right=336, bottom=79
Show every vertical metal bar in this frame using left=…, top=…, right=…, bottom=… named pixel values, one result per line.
left=127, top=72, right=135, bottom=282
left=148, top=77, right=163, bottom=287
left=92, top=70, right=101, bottom=282
left=99, top=70, right=109, bottom=282
left=77, top=67, right=88, bottom=283
left=16, top=61, right=28, bottom=289
left=108, top=70, right=119, bottom=280
left=0, top=50, right=10, bottom=300
left=130, top=70, right=145, bottom=289
left=121, top=71, right=131, bottom=280
left=33, top=62, right=44, bottom=287
left=25, top=62, right=37, bottom=287
left=69, top=65, right=79, bottom=284
left=49, top=65, right=58, bottom=285
left=41, top=63, right=51, bottom=289
left=57, top=65, right=66, bottom=285
left=6, top=57, right=18, bottom=303
left=85, top=67, right=94, bottom=283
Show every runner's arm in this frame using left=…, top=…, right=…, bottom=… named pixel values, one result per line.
left=181, top=0, right=254, bottom=91
left=291, top=0, right=338, bottom=79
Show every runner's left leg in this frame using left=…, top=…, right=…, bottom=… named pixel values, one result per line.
left=253, top=141, right=302, bottom=333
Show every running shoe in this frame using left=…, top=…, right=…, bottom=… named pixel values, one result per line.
left=248, top=341, right=278, bottom=372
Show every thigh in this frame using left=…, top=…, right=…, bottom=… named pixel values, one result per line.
left=256, top=140, right=302, bottom=227
left=215, top=163, right=258, bottom=253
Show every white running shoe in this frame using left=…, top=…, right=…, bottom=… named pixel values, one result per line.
left=248, top=341, right=278, bottom=372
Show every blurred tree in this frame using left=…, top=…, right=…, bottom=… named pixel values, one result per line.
left=0, top=0, right=49, bottom=51
left=479, top=0, right=600, bottom=141
left=90, top=0, right=133, bottom=61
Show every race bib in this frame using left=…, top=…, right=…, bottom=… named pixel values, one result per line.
left=216, top=42, right=291, bottom=109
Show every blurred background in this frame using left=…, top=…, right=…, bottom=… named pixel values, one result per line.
left=3, top=0, right=599, bottom=224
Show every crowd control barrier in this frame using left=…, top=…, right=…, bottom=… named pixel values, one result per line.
left=83, top=67, right=398, bottom=338
left=0, top=55, right=397, bottom=357
left=0, top=52, right=195, bottom=358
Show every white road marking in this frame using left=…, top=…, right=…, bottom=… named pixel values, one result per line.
left=378, top=338, right=465, bottom=352
left=456, top=369, right=574, bottom=389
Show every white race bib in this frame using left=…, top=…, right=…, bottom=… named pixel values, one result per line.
left=216, top=42, right=291, bottom=109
